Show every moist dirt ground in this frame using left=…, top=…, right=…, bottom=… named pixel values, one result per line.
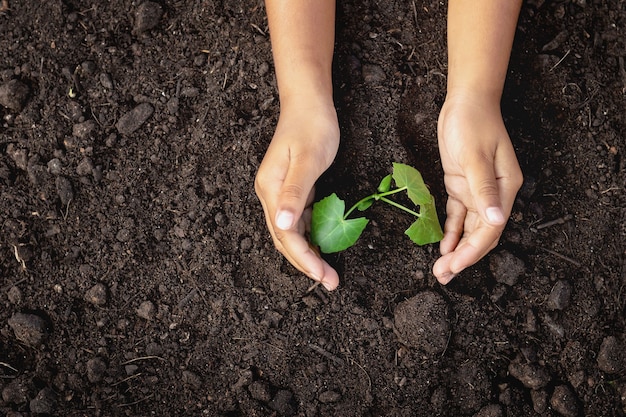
left=1, top=1, right=625, bottom=416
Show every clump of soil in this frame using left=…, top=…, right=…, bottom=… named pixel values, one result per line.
left=1, top=0, right=624, bottom=416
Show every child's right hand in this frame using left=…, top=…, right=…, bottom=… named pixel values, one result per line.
left=255, top=97, right=340, bottom=290
left=433, top=93, right=523, bottom=284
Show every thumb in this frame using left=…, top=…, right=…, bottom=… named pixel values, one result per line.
left=275, top=154, right=322, bottom=231
left=465, top=154, right=506, bottom=226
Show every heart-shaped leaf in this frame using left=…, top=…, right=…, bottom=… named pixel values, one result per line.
left=404, top=195, right=444, bottom=245
left=392, top=163, right=431, bottom=205
left=311, top=193, right=369, bottom=253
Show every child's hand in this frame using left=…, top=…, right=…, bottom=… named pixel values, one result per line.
left=255, top=99, right=340, bottom=290
left=433, top=93, right=523, bottom=284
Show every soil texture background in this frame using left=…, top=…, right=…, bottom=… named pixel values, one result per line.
left=1, top=0, right=625, bottom=416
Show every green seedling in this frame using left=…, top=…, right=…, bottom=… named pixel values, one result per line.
left=311, top=163, right=444, bottom=253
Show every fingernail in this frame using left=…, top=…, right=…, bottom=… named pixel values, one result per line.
left=486, top=207, right=505, bottom=224
left=275, top=210, right=294, bottom=230
left=321, top=281, right=333, bottom=291
left=439, top=272, right=456, bottom=284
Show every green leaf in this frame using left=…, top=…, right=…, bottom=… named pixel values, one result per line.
left=311, top=193, right=369, bottom=253
left=392, top=163, right=431, bottom=206
left=377, top=174, right=392, bottom=192
left=404, top=195, right=444, bottom=245
left=357, top=199, right=374, bottom=211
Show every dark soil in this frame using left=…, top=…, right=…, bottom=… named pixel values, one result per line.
left=1, top=1, right=624, bottom=416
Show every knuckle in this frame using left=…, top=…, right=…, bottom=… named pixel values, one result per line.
left=477, top=180, right=499, bottom=197
left=280, top=183, right=305, bottom=201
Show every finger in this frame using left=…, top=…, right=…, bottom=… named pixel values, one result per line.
left=273, top=226, right=339, bottom=290
left=433, top=220, right=501, bottom=284
left=440, top=195, right=466, bottom=255
left=256, top=167, right=339, bottom=290
left=275, top=151, right=325, bottom=231
left=463, top=150, right=506, bottom=227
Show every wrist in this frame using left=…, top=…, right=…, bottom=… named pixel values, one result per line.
left=443, top=87, right=503, bottom=112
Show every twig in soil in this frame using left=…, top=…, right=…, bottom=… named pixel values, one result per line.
left=0, top=362, right=18, bottom=373
left=534, top=214, right=573, bottom=230
left=12, top=244, right=26, bottom=270
left=348, top=358, right=372, bottom=389
left=116, top=394, right=154, bottom=407
left=111, top=373, right=143, bottom=387
left=250, top=23, right=266, bottom=36
left=550, top=49, right=571, bottom=72
left=0, top=0, right=9, bottom=13
left=538, top=247, right=581, bottom=267
left=308, top=343, right=345, bottom=366
left=306, top=281, right=321, bottom=293
left=121, top=356, right=166, bottom=366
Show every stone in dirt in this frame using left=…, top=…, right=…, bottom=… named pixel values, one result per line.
left=55, top=176, right=74, bottom=205
left=84, top=283, right=108, bottom=306
left=248, top=381, right=272, bottom=402
left=268, top=389, right=296, bottom=417
left=8, top=312, right=49, bottom=346
left=597, top=335, right=625, bottom=374
left=550, top=385, right=579, bottom=417
left=135, top=1, right=163, bottom=33
left=116, top=103, right=154, bottom=135
left=0, top=79, right=30, bottom=111
left=474, top=404, right=503, bottom=417
left=136, top=300, right=156, bottom=320
left=547, top=279, right=572, bottom=310
left=394, top=290, right=449, bottom=355
left=29, top=388, right=56, bottom=414
left=508, top=360, right=551, bottom=390
left=86, top=357, right=107, bottom=383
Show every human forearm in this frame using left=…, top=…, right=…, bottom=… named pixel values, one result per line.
left=265, top=0, right=335, bottom=105
left=446, top=0, right=522, bottom=102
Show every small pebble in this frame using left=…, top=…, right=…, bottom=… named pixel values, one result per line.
left=597, top=336, right=624, bottom=374
left=55, top=176, right=74, bottom=205
left=135, top=1, right=163, bottom=33
left=362, top=64, right=386, bottom=83
left=72, top=120, right=96, bottom=139
left=99, top=72, right=114, bottom=89
left=29, top=388, right=56, bottom=414
left=474, top=404, right=503, bottom=417
left=125, top=364, right=139, bottom=375
left=8, top=312, right=49, bottom=346
left=136, top=300, right=156, bottom=320
left=547, top=280, right=572, bottom=310
left=550, top=385, right=579, bottom=417
left=0, top=79, right=30, bottom=111
left=81, top=60, right=97, bottom=75
left=268, top=389, right=296, bottom=417
left=84, top=283, right=108, bottom=306
left=318, top=390, right=341, bottom=404
left=47, top=158, right=63, bottom=175
left=7, top=286, right=23, bottom=304
left=508, top=361, right=551, bottom=390
left=7, top=144, right=28, bottom=170
left=86, top=357, right=107, bottom=383
left=531, top=389, right=548, bottom=413
left=116, top=228, right=131, bottom=242
left=76, top=157, right=94, bottom=177
left=489, top=251, right=525, bottom=286
left=182, top=370, right=202, bottom=388
left=248, top=381, right=272, bottom=402
left=116, top=103, right=154, bottom=135
left=2, top=379, right=29, bottom=404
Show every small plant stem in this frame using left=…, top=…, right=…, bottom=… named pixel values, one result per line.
left=344, top=187, right=408, bottom=219
left=379, top=197, right=421, bottom=217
